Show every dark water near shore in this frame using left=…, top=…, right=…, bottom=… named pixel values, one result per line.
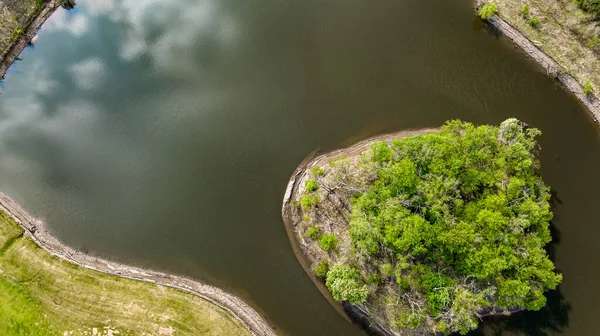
left=0, top=0, right=598, bottom=335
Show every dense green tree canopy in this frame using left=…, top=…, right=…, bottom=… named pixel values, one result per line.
left=307, top=119, right=561, bottom=335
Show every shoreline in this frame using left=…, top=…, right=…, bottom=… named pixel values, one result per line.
left=0, top=192, right=276, bottom=336
left=0, top=0, right=62, bottom=78
left=1, top=1, right=599, bottom=119
left=474, top=1, right=600, bottom=123
left=281, top=128, right=526, bottom=335
left=281, top=129, right=439, bottom=336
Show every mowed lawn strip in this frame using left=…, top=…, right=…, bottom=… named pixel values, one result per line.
left=0, top=212, right=251, bottom=336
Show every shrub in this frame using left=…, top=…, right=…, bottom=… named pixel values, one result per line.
left=380, top=264, right=394, bottom=278
left=478, top=2, right=497, bottom=20
left=587, top=35, right=600, bottom=48
left=366, top=274, right=383, bottom=285
left=306, top=225, right=320, bottom=239
left=528, top=17, right=540, bottom=28
left=314, top=260, right=329, bottom=277
left=311, top=166, right=325, bottom=177
left=520, top=5, right=530, bottom=17
left=325, top=265, right=369, bottom=304
left=576, top=0, right=600, bottom=16
left=318, top=234, right=339, bottom=252
left=300, top=194, right=319, bottom=211
left=398, top=277, right=411, bottom=293
left=291, top=199, right=300, bottom=209
left=305, top=179, right=319, bottom=192
left=584, top=82, right=594, bottom=95
left=371, top=141, right=393, bottom=162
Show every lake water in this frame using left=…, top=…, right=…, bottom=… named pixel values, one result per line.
left=0, top=0, right=598, bottom=335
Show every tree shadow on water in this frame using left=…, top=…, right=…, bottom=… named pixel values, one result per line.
left=467, top=288, right=571, bottom=336
left=467, top=187, right=570, bottom=336
left=547, top=187, right=562, bottom=261
left=473, top=16, right=502, bottom=38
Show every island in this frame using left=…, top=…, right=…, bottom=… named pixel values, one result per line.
left=282, top=119, right=562, bottom=335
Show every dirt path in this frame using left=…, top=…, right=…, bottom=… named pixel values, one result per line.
left=0, top=192, right=277, bottom=336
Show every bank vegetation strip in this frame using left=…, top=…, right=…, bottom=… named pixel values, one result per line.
left=0, top=192, right=276, bottom=336
left=476, top=0, right=600, bottom=121
left=0, top=0, right=64, bottom=78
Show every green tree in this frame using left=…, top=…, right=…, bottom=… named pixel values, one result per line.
left=305, top=179, right=319, bottom=192
left=371, top=141, right=393, bottom=163
left=308, top=119, right=560, bottom=335
left=314, top=260, right=329, bottom=277
left=528, top=17, right=540, bottom=28
left=479, top=2, right=498, bottom=20
left=319, top=234, right=339, bottom=252
left=584, top=82, right=594, bottom=95
left=326, top=265, right=368, bottom=304
left=306, top=225, right=320, bottom=239
left=300, top=194, right=319, bottom=211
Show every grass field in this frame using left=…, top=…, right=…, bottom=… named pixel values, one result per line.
left=0, top=211, right=251, bottom=336
left=0, top=0, right=43, bottom=57
left=488, top=0, right=600, bottom=96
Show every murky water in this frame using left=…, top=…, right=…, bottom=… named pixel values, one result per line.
left=0, top=0, right=598, bottom=335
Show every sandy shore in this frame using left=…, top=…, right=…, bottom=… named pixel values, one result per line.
left=474, top=0, right=600, bottom=123
left=0, top=192, right=277, bottom=336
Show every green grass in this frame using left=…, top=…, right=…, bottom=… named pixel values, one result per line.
left=0, top=0, right=46, bottom=57
left=0, top=212, right=251, bottom=336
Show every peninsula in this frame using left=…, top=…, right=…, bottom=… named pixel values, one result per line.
left=282, top=119, right=561, bottom=335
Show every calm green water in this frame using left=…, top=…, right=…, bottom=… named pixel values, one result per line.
left=0, top=0, right=598, bottom=335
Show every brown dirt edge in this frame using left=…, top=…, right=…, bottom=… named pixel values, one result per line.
left=0, top=0, right=62, bottom=79
left=0, top=192, right=277, bottom=336
left=281, top=129, right=438, bottom=336
left=473, top=0, right=600, bottom=123
left=281, top=128, right=526, bottom=335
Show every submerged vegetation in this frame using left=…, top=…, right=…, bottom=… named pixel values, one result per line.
left=0, top=211, right=250, bottom=335
left=292, top=119, right=561, bottom=335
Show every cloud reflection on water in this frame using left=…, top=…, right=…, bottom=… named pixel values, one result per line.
left=41, top=0, right=239, bottom=75
left=0, top=0, right=242, bottom=225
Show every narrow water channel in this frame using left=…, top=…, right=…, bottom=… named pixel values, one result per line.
left=0, top=0, right=598, bottom=335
